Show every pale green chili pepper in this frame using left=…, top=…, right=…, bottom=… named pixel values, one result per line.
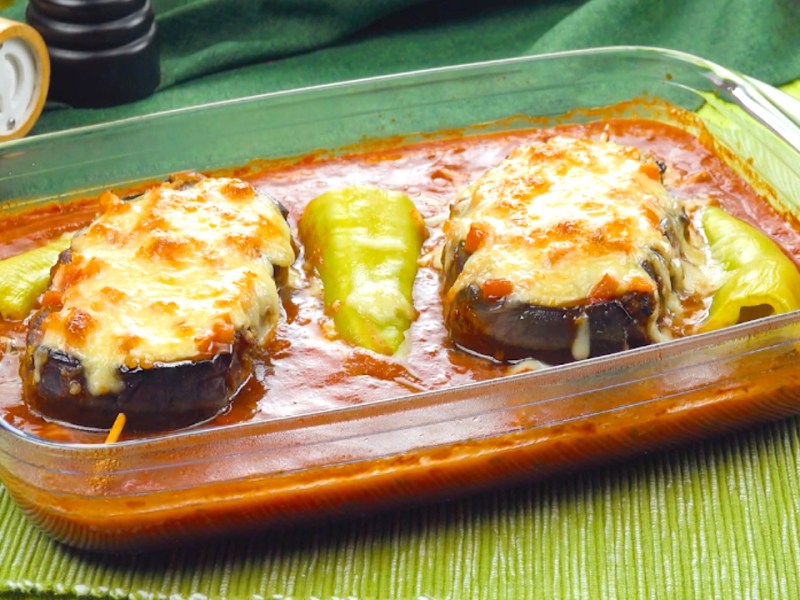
left=299, top=186, right=427, bottom=355
left=0, top=234, right=72, bottom=320
left=702, top=205, right=800, bottom=331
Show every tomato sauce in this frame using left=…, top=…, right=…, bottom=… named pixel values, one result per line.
left=0, top=116, right=796, bottom=444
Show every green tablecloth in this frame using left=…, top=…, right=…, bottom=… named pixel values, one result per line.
left=6, top=0, right=800, bottom=134
left=1, top=1, right=800, bottom=598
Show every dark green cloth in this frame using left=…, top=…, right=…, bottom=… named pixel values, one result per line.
left=1, top=0, right=800, bottom=134
left=1, top=1, right=800, bottom=599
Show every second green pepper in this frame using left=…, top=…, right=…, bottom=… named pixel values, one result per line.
left=299, top=186, right=427, bottom=355
left=0, top=233, right=72, bottom=320
left=702, top=205, right=800, bottom=331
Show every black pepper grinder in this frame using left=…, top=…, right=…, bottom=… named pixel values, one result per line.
left=25, top=0, right=159, bottom=108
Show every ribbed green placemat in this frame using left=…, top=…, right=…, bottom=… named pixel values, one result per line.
left=1, top=416, right=799, bottom=599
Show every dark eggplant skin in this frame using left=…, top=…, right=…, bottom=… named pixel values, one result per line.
left=444, top=283, right=655, bottom=364
left=441, top=240, right=658, bottom=364
left=23, top=303, right=251, bottom=431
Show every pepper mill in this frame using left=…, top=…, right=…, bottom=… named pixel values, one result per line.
left=25, top=0, right=159, bottom=108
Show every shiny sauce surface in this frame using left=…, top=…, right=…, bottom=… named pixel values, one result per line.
left=0, top=117, right=796, bottom=444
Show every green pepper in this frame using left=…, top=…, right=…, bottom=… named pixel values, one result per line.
left=702, top=205, right=800, bottom=331
left=299, top=186, right=427, bottom=355
left=0, top=233, right=72, bottom=320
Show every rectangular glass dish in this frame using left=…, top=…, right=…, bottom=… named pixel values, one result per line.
left=2, top=46, right=800, bottom=552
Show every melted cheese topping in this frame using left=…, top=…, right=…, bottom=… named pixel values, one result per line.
left=35, top=176, right=295, bottom=396
left=443, top=136, right=718, bottom=339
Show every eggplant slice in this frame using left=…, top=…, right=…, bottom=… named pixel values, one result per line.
left=440, top=136, right=715, bottom=363
left=445, top=283, right=656, bottom=364
left=22, top=173, right=295, bottom=430
left=27, top=315, right=247, bottom=430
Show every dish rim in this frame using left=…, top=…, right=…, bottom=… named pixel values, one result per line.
left=0, top=44, right=793, bottom=150
left=1, top=44, right=799, bottom=454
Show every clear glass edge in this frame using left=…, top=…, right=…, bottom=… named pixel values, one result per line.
left=5, top=309, right=799, bottom=453
left=0, top=45, right=778, bottom=152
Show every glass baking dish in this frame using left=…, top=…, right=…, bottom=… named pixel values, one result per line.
left=2, top=46, right=800, bottom=552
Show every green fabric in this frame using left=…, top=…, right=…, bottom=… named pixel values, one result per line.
left=0, top=1, right=800, bottom=598
left=1, top=0, right=799, bottom=134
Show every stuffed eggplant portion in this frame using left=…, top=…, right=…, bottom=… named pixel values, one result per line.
left=22, top=173, right=296, bottom=429
left=440, top=136, right=716, bottom=363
